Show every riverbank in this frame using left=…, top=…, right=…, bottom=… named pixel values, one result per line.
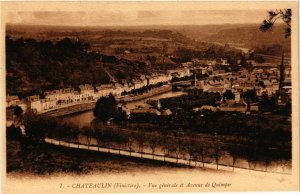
left=40, top=85, right=172, bottom=117
left=41, top=102, right=96, bottom=117
left=116, top=85, right=172, bottom=103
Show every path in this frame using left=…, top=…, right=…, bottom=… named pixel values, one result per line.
left=44, top=138, right=291, bottom=176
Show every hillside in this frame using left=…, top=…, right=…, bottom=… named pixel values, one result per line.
left=5, top=37, right=158, bottom=97
left=200, top=25, right=291, bottom=57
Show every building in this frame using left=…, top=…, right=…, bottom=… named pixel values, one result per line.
left=44, top=89, right=62, bottom=102
left=71, top=91, right=80, bottom=103
left=40, top=98, right=56, bottom=111
left=194, top=105, right=218, bottom=112
left=131, top=108, right=161, bottom=115
left=219, top=100, right=247, bottom=113
left=96, top=84, right=115, bottom=97
left=6, top=95, right=20, bottom=107
left=27, top=95, right=42, bottom=112
left=79, top=84, right=95, bottom=101
left=58, top=88, right=75, bottom=105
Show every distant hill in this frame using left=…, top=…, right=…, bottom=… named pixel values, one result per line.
left=197, top=24, right=291, bottom=57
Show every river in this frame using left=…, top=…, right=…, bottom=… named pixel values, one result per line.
left=61, top=90, right=186, bottom=128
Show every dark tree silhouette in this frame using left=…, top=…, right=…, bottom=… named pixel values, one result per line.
left=93, top=94, right=118, bottom=122
left=69, top=126, right=80, bottom=148
left=126, top=135, right=134, bottom=156
left=13, top=105, right=23, bottom=117
left=260, top=9, right=291, bottom=38
left=82, top=126, right=93, bottom=149
left=223, top=89, right=235, bottom=100
left=228, top=144, right=242, bottom=171
left=148, top=131, right=161, bottom=159
left=135, top=131, right=145, bottom=158
left=213, top=143, right=222, bottom=170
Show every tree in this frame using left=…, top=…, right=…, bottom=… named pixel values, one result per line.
left=69, top=127, right=80, bottom=148
left=93, top=94, right=119, bottom=122
left=114, top=128, right=127, bottom=154
left=148, top=131, right=161, bottom=159
left=13, top=105, right=23, bottom=117
left=213, top=143, right=222, bottom=170
left=162, top=133, right=173, bottom=161
left=196, top=143, right=208, bottom=168
left=260, top=9, right=291, bottom=38
left=223, top=89, right=235, bottom=100
left=185, top=138, right=199, bottom=166
left=63, top=123, right=78, bottom=147
left=126, top=135, right=134, bottom=156
left=82, top=126, right=93, bottom=149
left=173, top=131, right=184, bottom=163
left=94, top=129, right=103, bottom=151
left=228, top=144, right=242, bottom=171
left=135, top=130, right=145, bottom=158
left=241, top=89, right=257, bottom=103
left=101, top=128, right=118, bottom=152
left=23, top=113, right=48, bottom=142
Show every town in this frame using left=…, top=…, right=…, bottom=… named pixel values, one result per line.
left=6, top=55, right=291, bottom=121
left=5, top=15, right=293, bottom=177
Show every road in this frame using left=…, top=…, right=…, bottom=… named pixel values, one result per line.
left=44, top=137, right=291, bottom=176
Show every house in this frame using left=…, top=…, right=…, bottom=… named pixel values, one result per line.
left=133, top=79, right=144, bottom=90
left=16, top=100, right=27, bottom=112
left=131, top=108, right=161, bottom=115
left=193, top=105, right=218, bottom=112
left=162, top=109, right=172, bottom=115
left=250, top=103, right=259, bottom=112
left=44, top=89, right=62, bottom=102
left=96, top=84, right=114, bottom=97
left=58, top=88, right=75, bottom=105
left=27, top=95, right=42, bottom=112
left=117, top=104, right=131, bottom=118
left=146, top=99, right=161, bottom=109
left=268, top=68, right=279, bottom=77
left=113, top=83, right=124, bottom=96
left=79, top=84, right=95, bottom=101
left=186, top=84, right=204, bottom=95
left=219, top=100, right=247, bottom=113
left=263, top=80, right=278, bottom=96
left=207, top=60, right=217, bottom=66
left=252, top=68, right=263, bottom=77
left=73, top=91, right=82, bottom=103
left=6, top=95, right=20, bottom=107
left=207, top=87, right=225, bottom=94
left=207, top=66, right=213, bottom=75
left=40, top=98, right=56, bottom=111
left=234, top=92, right=241, bottom=102
left=220, top=58, right=229, bottom=66
left=6, top=108, right=14, bottom=127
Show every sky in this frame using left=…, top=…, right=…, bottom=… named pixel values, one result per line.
left=5, top=9, right=271, bottom=26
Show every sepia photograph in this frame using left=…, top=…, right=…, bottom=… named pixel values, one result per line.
left=1, top=1, right=299, bottom=193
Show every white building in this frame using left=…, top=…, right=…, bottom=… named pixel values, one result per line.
left=96, top=84, right=115, bottom=98
left=79, top=84, right=95, bottom=101
left=6, top=95, right=20, bottom=107
left=27, top=95, right=42, bottom=113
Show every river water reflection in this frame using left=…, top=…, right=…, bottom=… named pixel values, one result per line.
left=61, top=90, right=186, bottom=128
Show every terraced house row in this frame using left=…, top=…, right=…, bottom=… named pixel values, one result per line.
left=6, top=68, right=191, bottom=114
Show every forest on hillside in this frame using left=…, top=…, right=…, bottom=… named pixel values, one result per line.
left=6, top=37, right=152, bottom=97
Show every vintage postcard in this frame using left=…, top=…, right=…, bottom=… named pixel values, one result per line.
left=1, top=1, right=299, bottom=193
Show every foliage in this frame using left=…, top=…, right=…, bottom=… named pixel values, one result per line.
left=223, top=89, right=235, bottom=100
left=93, top=94, right=118, bottom=122
left=13, top=105, right=23, bottom=117
left=260, top=9, right=291, bottom=38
